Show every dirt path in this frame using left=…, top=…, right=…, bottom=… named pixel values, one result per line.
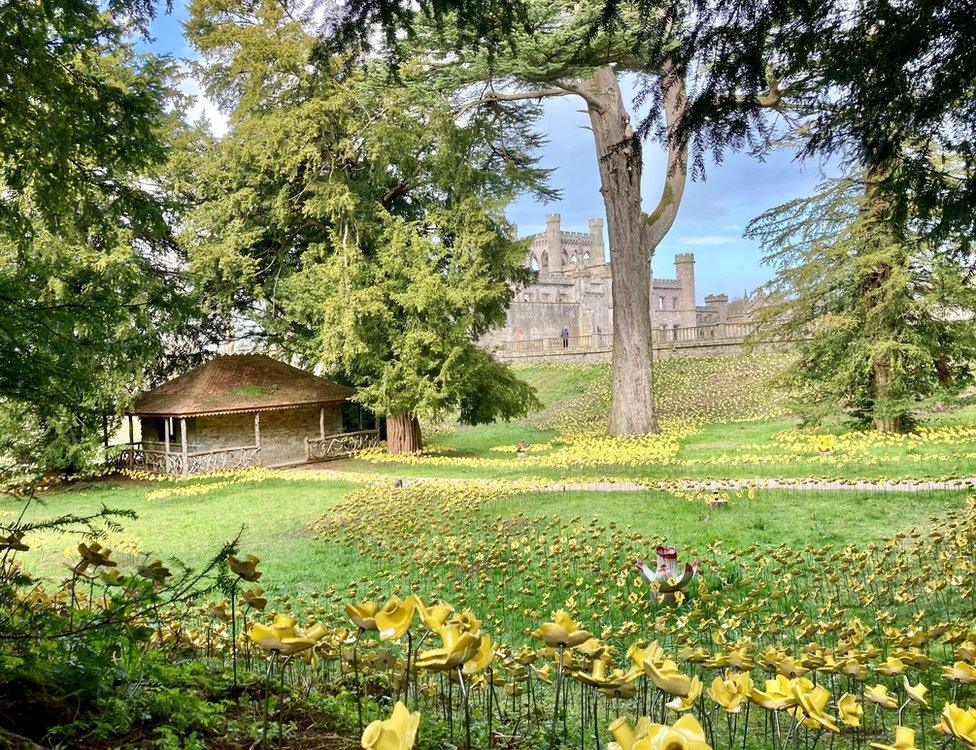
left=290, top=465, right=976, bottom=493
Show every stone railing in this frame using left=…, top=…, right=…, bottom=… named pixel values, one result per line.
left=497, top=322, right=756, bottom=356
left=305, top=430, right=380, bottom=462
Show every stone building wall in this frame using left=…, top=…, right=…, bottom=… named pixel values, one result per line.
left=145, top=405, right=344, bottom=467
left=492, top=214, right=699, bottom=345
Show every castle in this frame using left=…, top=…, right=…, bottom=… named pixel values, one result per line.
left=487, top=214, right=764, bottom=347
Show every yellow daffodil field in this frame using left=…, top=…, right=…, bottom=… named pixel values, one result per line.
left=3, top=355, right=976, bottom=749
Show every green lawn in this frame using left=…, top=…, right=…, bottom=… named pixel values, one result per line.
left=9, top=474, right=969, bottom=601
left=327, top=358, right=976, bottom=481
left=486, top=486, right=969, bottom=550
left=14, top=477, right=366, bottom=591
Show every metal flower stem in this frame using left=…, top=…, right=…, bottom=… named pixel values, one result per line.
left=579, top=680, right=585, bottom=750
left=403, top=630, right=413, bottom=705
left=278, top=656, right=291, bottom=750
left=549, top=644, right=565, bottom=750
left=353, top=630, right=364, bottom=734
left=458, top=667, right=472, bottom=749
left=487, top=667, right=494, bottom=749
left=261, top=654, right=275, bottom=750
left=591, top=689, right=600, bottom=750
left=230, top=580, right=239, bottom=688
left=741, top=701, right=751, bottom=750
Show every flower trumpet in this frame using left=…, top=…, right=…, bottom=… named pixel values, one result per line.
left=361, top=701, right=421, bottom=750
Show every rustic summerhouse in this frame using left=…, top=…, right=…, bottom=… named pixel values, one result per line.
left=122, top=354, right=378, bottom=475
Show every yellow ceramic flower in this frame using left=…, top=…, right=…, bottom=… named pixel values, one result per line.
left=902, top=677, right=928, bottom=708
left=361, top=701, right=420, bottom=750
left=248, top=614, right=325, bottom=656
left=0, top=532, right=28, bottom=552
left=137, top=559, right=171, bottom=583
left=864, top=684, right=898, bottom=710
left=932, top=703, right=976, bottom=746
left=646, top=659, right=694, bottom=697
left=607, top=716, right=653, bottom=750
left=876, top=657, right=908, bottom=676
left=74, top=542, right=117, bottom=574
left=838, top=693, right=863, bottom=727
left=666, top=675, right=703, bottom=712
left=228, top=554, right=262, bottom=582
left=750, top=676, right=800, bottom=710
left=376, top=595, right=418, bottom=641
left=242, top=586, right=268, bottom=611
left=462, top=633, right=495, bottom=675
left=793, top=684, right=838, bottom=733
left=531, top=610, right=593, bottom=648
left=414, top=623, right=482, bottom=671
left=869, top=726, right=918, bottom=750
left=707, top=673, right=752, bottom=713
left=416, top=599, right=454, bottom=633
left=346, top=601, right=381, bottom=631
left=942, top=661, right=976, bottom=684
left=644, top=715, right=712, bottom=750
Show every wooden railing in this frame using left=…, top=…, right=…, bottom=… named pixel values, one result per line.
left=497, top=322, right=756, bottom=355
left=184, top=445, right=261, bottom=475
left=305, top=430, right=380, bottom=462
left=110, top=443, right=260, bottom=475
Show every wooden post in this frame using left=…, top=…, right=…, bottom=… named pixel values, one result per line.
left=319, top=406, right=325, bottom=439
left=253, top=412, right=262, bottom=468
left=127, top=414, right=134, bottom=468
left=180, top=418, right=188, bottom=475
left=164, top=417, right=170, bottom=455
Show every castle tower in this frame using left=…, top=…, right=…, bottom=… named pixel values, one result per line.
left=587, top=218, right=605, bottom=264
left=545, top=213, right=562, bottom=272
left=674, top=253, right=696, bottom=328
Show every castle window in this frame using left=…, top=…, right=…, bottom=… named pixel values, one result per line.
left=530, top=255, right=539, bottom=271
left=657, top=297, right=664, bottom=310
left=673, top=296, right=679, bottom=309
left=540, top=251, right=549, bottom=271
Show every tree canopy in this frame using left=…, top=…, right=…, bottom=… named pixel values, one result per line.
left=184, top=0, right=544, bottom=451
left=748, top=171, right=976, bottom=431
left=0, top=0, right=209, bottom=476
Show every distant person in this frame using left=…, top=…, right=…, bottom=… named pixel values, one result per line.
left=561, top=327, right=570, bottom=348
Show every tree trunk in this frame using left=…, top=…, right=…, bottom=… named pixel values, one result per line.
left=581, top=65, right=687, bottom=436
left=386, top=411, right=423, bottom=453
left=861, top=168, right=905, bottom=434
left=872, top=355, right=902, bottom=433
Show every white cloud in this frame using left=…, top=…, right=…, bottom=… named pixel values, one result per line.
left=679, top=235, right=736, bottom=247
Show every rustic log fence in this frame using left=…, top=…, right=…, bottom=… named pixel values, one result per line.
left=305, top=429, right=380, bottom=462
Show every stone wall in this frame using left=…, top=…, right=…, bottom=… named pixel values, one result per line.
left=494, top=338, right=752, bottom=365
left=189, top=405, right=343, bottom=467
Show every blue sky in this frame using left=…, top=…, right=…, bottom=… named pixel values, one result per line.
left=144, top=3, right=833, bottom=303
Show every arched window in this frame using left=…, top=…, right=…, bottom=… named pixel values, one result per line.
left=530, top=255, right=540, bottom=271
left=540, top=251, right=549, bottom=271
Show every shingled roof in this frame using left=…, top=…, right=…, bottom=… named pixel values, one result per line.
left=133, top=354, right=355, bottom=417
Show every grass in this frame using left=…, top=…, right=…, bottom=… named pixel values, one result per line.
left=487, top=486, right=969, bottom=550
left=8, top=474, right=969, bottom=600
left=328, top=357, right=976, bottom=481
left=13, top=477, right=366, bottom=591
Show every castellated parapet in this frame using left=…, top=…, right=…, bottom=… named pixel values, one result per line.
left=485, top=216, right=701, bottom=345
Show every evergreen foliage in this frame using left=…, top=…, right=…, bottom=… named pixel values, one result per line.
left=748, top=174, right=976, bottom=430
left=185, top=0, right=546, bottom=448
left=0, top=1, right=213, bottom=477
